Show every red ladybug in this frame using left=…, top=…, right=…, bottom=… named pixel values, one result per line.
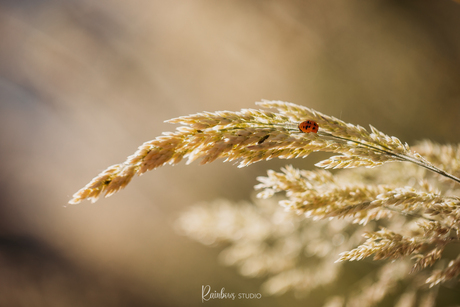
left=298, top=120, right=319, bottom=133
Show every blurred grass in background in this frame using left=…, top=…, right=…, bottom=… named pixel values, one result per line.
left=0, top=0, right=460, bottom=306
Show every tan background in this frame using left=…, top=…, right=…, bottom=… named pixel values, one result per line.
left=1, top=1, right=460, bottom=306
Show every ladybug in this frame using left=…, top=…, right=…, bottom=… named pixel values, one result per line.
left=298, top=120, right=319, bottom=133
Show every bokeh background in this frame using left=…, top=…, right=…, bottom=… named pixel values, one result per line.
left=1, top=0, right=460, bottom=306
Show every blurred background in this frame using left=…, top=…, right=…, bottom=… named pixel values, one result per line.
left=0, top=0, right=460, bottom=306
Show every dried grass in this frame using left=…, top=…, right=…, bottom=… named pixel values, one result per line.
left=70, top=101, right=460, bottom=306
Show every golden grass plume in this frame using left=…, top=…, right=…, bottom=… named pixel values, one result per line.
left=69, top=100, right=460, bottom=204
left=70, top=100, right=460, bottom=306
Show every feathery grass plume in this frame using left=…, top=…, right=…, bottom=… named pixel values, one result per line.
left=69, top=100, right=460, bottom=204
left=176, top=197, right=371, bottom=298
left=411, top=247, right=444, bottom=274
left=256, top=166, right=460, bottom=226
left=257, top=164, right=460, bottom=277
left=176, top=196, right=440, bottom=306
left=70, top=105, right=331, bottom=204
left=177, top=158, right=460, bottom=304
left=71, top=100, right=460, bottom=305
left=256, top=166, right=395, bottom=222
left=426, top=255, right=460, bottom=287
left=336, top=228, right=424, bottom=262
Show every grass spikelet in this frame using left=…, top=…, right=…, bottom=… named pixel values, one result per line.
left=411, top=247, right=444, bottom=274
left=336, top=228, right=424, bottom=262
left=426, top=256, right=460, bottom=287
